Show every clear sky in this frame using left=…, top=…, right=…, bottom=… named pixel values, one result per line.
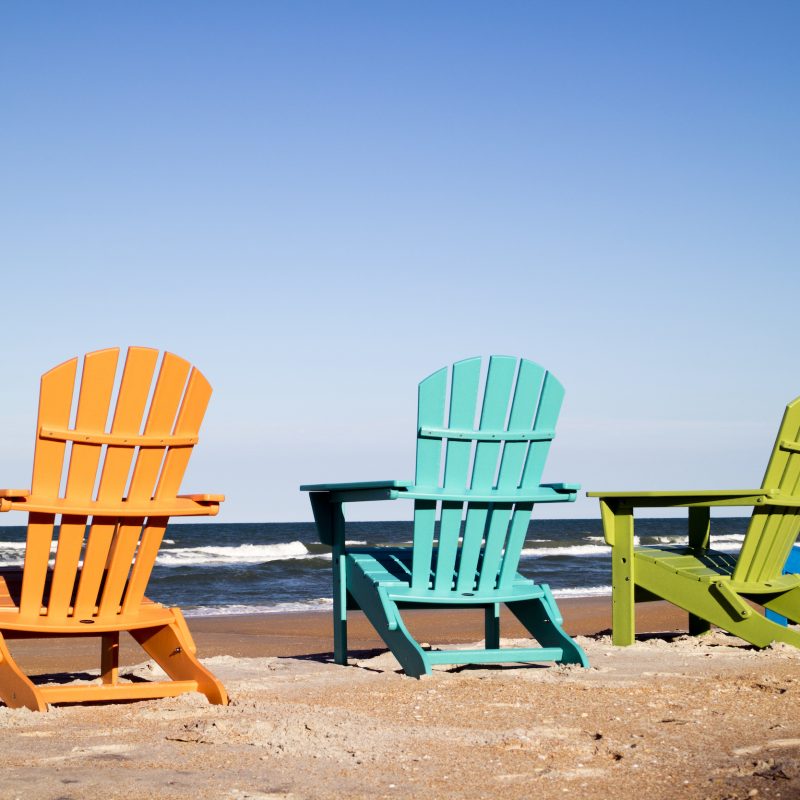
left=1, top=2, right=799, bottom=522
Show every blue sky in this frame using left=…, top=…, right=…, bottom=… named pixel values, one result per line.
left=1, top=2, right=799, bottom=522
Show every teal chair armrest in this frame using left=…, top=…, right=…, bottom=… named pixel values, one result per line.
left=301, top=481, right=413, bottom=545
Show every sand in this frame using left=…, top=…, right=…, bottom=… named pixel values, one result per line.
left=2, top=599, right=800, bottom=800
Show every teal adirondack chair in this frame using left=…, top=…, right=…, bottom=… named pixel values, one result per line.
left=588, top=396, right=800, bottom=648
left=301, top=356, right=589, bottom=677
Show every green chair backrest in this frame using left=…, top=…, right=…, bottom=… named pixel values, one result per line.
left=410, top=355, right=564, bottom=595
left=733, top=396, right=800, bottom=584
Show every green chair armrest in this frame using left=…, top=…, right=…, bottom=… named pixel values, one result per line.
left=586, top=489, right=772, bottom=509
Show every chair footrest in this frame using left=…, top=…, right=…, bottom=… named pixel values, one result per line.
left=425, top=647, right=564, bottom=665
left=39, top=679, right=199, bottom=704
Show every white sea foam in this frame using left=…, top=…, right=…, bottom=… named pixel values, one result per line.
left=552, top=585, right=612, bottom=598
left=0, top=540, right=46, bottom=567
left=520, top=544, right=612, bottom=557
left=184, top=598, right=334, bottom=616
left=156, top=541, right=322, bottom=566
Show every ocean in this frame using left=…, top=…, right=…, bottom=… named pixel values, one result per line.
left=0, top=518, right=751, bottom=617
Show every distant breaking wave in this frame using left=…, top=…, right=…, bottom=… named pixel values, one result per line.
left=521, top=544, right=610, bottom=557
left=184, top=598, right=334, bottom=616
left=155, top=541, right=328, bottom=566
left=552, top=585, right=611, bottom=598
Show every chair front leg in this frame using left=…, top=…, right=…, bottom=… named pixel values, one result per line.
left=484, top=603, right=500, bottom=649
left=687, top=507, right=712, bottom=635
left=333, top=545, right=348, bottom=664
left=601, top=500, right=636, bottom=646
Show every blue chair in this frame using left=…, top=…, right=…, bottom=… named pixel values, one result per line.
left=765, top=545, right=800, bottom=625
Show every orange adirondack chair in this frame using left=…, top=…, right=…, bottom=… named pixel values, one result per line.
left=0, top=347, right=227, bottom=710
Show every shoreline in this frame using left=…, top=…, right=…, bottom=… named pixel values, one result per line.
left=9, top=595, right=688, bottom=674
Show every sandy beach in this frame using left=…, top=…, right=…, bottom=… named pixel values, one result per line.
left=2, top=598, right=800, bottom=799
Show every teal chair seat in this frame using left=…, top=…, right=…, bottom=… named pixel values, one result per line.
left=346, top=547, right=552, bottom=604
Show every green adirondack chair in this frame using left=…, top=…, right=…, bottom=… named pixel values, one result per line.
left=301, top=355, right=589, bottom=677
left=588, top=396, right=800, bottom=648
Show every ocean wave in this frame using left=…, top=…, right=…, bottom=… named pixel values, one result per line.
left=552, top=585, right=612, bottom=598
left=156, top=541, right=326, bottom=566
left=520, top=544, right=612, bottom=557
left=0, top=540, right=44, bottom=567
left=184, top=598, right=334, bottom=616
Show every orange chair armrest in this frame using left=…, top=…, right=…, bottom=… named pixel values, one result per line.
left=178, top=493, right=225, bottom=503
left=0, top=489, right=30, bottom=511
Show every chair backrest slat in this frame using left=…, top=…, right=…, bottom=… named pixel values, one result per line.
left=462, top=357, right=515, bottom=592
left=734, top=397, right=800, bottom=584
left=410, top=356, right=565, bottom=595
left=125, top=352, right=191, bottom=502
left=73, top=347, right=160, bottom=618
left=17, top=347, right=214, bottom=623
left=434, top=358, right=481, bottom=593
left=47, top=349, right=119, bottom=618
left=411, top=367, right=447, bottom=591
left=520, top=370, right=564, bottom=488
left=21, top=358, right=78, bottom=618
left=122, top=368, right=212, bottom=613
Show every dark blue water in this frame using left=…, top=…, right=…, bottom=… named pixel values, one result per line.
left=0, top=517, right=751, bottom=615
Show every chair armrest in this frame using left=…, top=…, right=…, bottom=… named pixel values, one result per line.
left=301, top=480, right=414, bottom=504
left=303, top=480, right=580, bottom=546
left=178, top=493, right=225, bottom=503
left=542, top=482, right=581, bottom=493
left=587, top=489, right=771, bottom=509
left=0, top=489, right=31, bottom=513
left=590, top=489, right=771, bottom=547
left=300, top=480, right=413, bottom=492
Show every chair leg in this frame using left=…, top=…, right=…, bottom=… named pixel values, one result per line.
left=333, top=552, right=348, bottom=665
left=607, top=509, right=636, bottom=646
left=484, top=603, right=500, bottom=649
left=100, top=632, right=119, bottom=684
left=689, top=613, right=712, bottom=636
left=0, top=632, right=46, bottom=711
left=508, top=590, right=589, bottom=667
left=131, top=611, right=228, bottom=705
left=345, top=566, right=430, bottom=678
left=638, top=569, right=800, bottom=649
